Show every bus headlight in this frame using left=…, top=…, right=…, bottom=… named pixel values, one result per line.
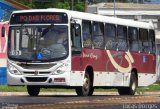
left=7, top=64, right=21, bottom=75
left=52, top=64, right=68, bottom=75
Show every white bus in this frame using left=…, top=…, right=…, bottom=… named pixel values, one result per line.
left=6, top=8, right=157, bottom=96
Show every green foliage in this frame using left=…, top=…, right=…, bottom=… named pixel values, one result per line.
left=54, top=0, right=70, bottom=10
left=15, top=0, right=30, bottom=5
left=74, top=1, right=85, bottom=12
left=15, top=0, right=85, bottom=11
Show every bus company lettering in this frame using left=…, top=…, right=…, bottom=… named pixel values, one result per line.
left=106, top=50, right=134, bottom=73
left=19, top=15, right=60, bottom=22
left=82, top=52, right=98, bottom=60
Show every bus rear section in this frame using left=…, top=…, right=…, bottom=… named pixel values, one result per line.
left=0, top=22, right=8, bottom=85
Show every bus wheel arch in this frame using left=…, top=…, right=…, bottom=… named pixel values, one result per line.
left=130, top=68, right=138, bottom=94
left=118, top=68, right=138, bottom=95
left=86, top=66, right=94, bottom=96
left=75, top=66, right=94, bottom=96
left=131, top=68, right=138, bottom=87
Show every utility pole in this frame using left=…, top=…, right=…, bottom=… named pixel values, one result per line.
left=85, top=0, right=88, bottom=12
left=71, top=0, right=74, bottom=10
left=114, top=0, right=116, bottom=17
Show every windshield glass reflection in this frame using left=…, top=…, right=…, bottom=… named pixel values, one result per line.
left=8, top=25, right=68, bottom=62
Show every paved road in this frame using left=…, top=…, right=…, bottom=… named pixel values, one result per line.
left=0, top=93, right=160, bottom=109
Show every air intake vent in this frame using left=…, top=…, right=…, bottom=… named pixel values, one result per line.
left=26, top=77, right=48, bottom=82
left=23, top=72, right=50, bottom=74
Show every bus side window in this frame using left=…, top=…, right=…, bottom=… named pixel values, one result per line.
left=82, top=20, right=92, bottom=48
left=105, top=23, right=116, bottom=50
left=117, top=25, right=127, bottom=51
left=149, top=30, right=155, bottom=54
left=92, top=22, right=104, bottom=49
left=71, top=23, right=82, bottom=54
left=139, top=29, right=149, bottom=53
left=128, top=27, right=139, bottom=52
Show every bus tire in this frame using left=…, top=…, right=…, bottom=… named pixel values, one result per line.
left=27, top=86, right=40, bottom=96
left=118, top=72, right=137, bottom=95
left=75, top=72, right=93, bottom=96
left=88, top=87, right=94, bottom=96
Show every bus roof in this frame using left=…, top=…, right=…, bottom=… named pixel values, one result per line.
left=11, top=8, right=154, bottom=29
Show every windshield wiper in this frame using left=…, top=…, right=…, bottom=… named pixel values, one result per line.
left=41, top=24, right=54, bottom=37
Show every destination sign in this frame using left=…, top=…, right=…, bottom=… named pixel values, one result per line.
left=10, top=12, right=68, bottom=24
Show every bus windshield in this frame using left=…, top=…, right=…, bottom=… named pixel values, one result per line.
left=8, top=25, right=68, bottom=62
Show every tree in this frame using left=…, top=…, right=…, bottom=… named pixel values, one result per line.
left=74, top=0, right=85, bottom=12
left=54, top=0, right=70, bottom=10
left=15, top=0, right=85, bottom=11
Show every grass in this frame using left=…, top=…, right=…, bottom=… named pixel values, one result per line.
left=0, top=86, right=75, bottom=92
left=0, top=81, right=160, bottom=92
left=137, top=84, right=160, bottom=92
left=136, top=81, right=160, bottom=92
left=0, top=85, right=26, bottom=92
left=0, top=86, right=115, bottom=92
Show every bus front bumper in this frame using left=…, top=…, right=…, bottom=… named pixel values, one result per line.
left=7, top=71, right=70, bottom=86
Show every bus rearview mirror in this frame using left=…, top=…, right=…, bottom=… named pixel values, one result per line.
left=74, top=25, right=80, bottom=36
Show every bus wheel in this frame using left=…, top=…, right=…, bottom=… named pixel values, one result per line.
left=118, top=73, right=137, bottom=95
left=27, top=86, right=40, bottom=96
left=75, top=72, right=93, bottom=96
left=88, top=87, right=94, bottom=96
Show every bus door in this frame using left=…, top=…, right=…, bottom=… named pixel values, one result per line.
left=71, top=19, right=82, bottom=71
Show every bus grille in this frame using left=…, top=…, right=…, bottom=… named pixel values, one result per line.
left=23, top=72, right=50, bottom=74
left=18, top=63, right=56, bottom=69
left=26, top=77, right=48, bottom=82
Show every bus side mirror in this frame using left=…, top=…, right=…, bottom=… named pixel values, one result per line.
left=74, top=24, right=80, bottom=36
left=2, top=26, right=5, bottom=37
